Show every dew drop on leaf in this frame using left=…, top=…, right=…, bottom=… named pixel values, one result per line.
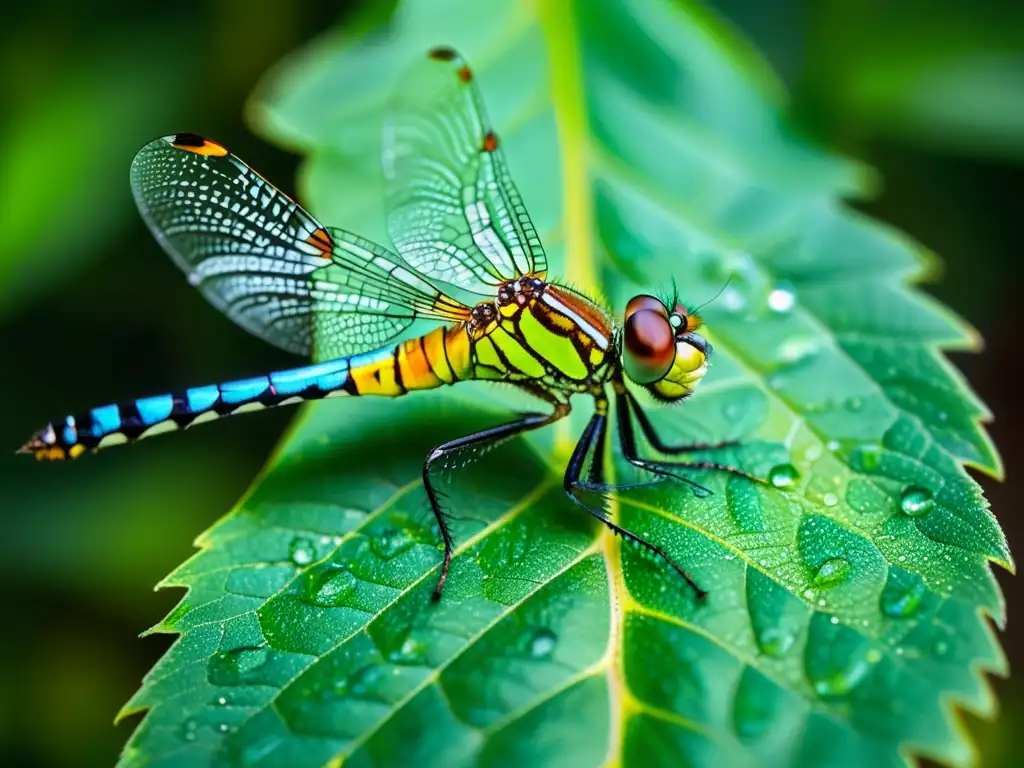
left=811, top=653, right=872, bottom=698
left=306, top=566, right=357, bottom=607
left=371, top=525, right=422, bottom=560
left=756, top=626, right=795, bottom=658
left=388, top=636, right=428, bottom=665
left=880, top=575, right=927, bottom=618
left=849, top=443, right=883, bottom=473
left=289, top=537, right=315, bottom=566
left=768, top=463, right=799, bottom=488
left=767, top=284, right=796, bottom=313
left=207, top=646, right=270, bottom=686
left=823, top=493, right=838, bottom=508
left=525, top=628, right=557, bottom=659
left=350, top=665, right=388, bottom=696
left=899, top=487, right=934, bottom=517
left=181, top=718, right=198, bottom=742
left=812, top=557, right=851, bottom=587
left=721, top=285, right=746, bottom=313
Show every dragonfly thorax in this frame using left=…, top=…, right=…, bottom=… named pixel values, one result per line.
left=469, top=276, right=548, bottom=332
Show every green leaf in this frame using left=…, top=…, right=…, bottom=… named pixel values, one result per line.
left=119, top=1, right=1010, bottom=766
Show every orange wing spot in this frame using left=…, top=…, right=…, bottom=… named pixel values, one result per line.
left=429, top=46, right=457, bottom=61
left=170, top=133, right=229, bottom=157
left=458, top=64, right=472, bottom=82
left=305, top=228, right=334, bottom=257
left=482, top=131, right=499, bottom=152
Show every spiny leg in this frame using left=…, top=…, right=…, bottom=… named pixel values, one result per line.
left=563, top=400, right=707, bottom=600
left=618, top=386, right=764, bottom=485
left=425, top=404, right=569, bottom=601
left=623, top=386, right=740, bottom=453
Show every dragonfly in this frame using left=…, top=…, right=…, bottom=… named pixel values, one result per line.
left=19, top=46, right=754, bottom=600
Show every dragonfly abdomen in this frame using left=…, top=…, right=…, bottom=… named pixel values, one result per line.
left=20, top=325, right=472, bottom=460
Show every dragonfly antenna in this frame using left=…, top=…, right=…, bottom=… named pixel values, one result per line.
left=690, top=275, right=733, bottom=314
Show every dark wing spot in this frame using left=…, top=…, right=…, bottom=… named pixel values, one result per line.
left=169, top=133, right=228, bottom=157
left=482, top=131, right=499, bottom=152
left=171, top=132, right=206, bottom=148
left=428, top=46, right=457, bottom=61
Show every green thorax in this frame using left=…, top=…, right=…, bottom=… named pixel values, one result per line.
left=468, top=277, right=616, bottom=394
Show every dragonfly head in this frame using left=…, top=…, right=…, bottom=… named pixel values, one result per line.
left=620, top=294, right=710, bottom=402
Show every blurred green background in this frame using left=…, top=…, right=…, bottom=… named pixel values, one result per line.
left=0, top=0, right=1020, bottom=765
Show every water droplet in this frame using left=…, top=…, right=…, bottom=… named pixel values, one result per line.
left=803, top=444, right=823, bottom=462
left=881, top=579, right=926, bottom=618
left=756, top=626, right=795, bottom=658
left=822, top=493, right=838, bottom=508
left=934, top=640, right=949, bottom=656
left=850, top=444, right=883, bottom=473
left=691, top=485, right=712, bottom=499
left=216, top=696, right=227, bottom=706
left=388, top=636, right=428, bottom=665
left=182, top=718, right=198, bottom=742
left=811, top=654, right=872, bottom=698
left=899, top=487, right=934, bottom=517
left=306, top=566, right=357, bottom=607
left=826, top=440, right=840, bottom=451
left=207, top=645, right=270, bottom=686
left=813, top=558, right=851, bottom=588
left=350, top=665, right=388, bottom=696
left=721, top=286, right=746, bottom=313
left=187, top=272, right=202, bottom=287
left=777, top=336, right=820, bottom=365
left=844, top=397, right=863, bottom=412
left=526, top=628, right=557, bottom=659
left=767, top=283, right=796, bottom=314
left=371, top=528, right=414, bottom=560
left=218, top=723, right=230, bottom=733
left=289, top=537, right=315, bottom=566
left=768, top=463, right=799, bottom=489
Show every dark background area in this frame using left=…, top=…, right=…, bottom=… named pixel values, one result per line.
left=0, top=0, right=1020, bottom=765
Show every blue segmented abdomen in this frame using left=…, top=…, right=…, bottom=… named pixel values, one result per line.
left=20, top=357, right=356, bottom=461
left=20, top=324, right=471, bottom=461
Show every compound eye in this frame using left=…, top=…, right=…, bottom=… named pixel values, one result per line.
left=623, top=309, right=675, bottom=384
left=624, top=294, right=668, bottom=321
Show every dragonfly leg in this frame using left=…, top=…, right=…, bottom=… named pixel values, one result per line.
left=425, top=403, right=570, bottom=601
left=624, top=387, right=740, bottom=454
left=563, top=400, right=707, bottom=600
left=617, top=388, right=764, bottom=485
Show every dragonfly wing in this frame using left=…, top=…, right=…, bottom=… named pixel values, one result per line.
left=383, top=47, right=547, bottom=298
left=130, top=134, right=469, bottom=360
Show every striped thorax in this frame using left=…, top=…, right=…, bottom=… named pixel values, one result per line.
left=469, top=277, right=615, bottom=394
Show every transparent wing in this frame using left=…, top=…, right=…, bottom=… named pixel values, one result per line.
left=130, top=134, right=470, bottom=360
left=383, top=46, right=547, bottom=298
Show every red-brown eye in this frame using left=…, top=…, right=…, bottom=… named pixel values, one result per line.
left=624, top=294, right=668, bottom=321
left=622, top=309, right=676, bottom=384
